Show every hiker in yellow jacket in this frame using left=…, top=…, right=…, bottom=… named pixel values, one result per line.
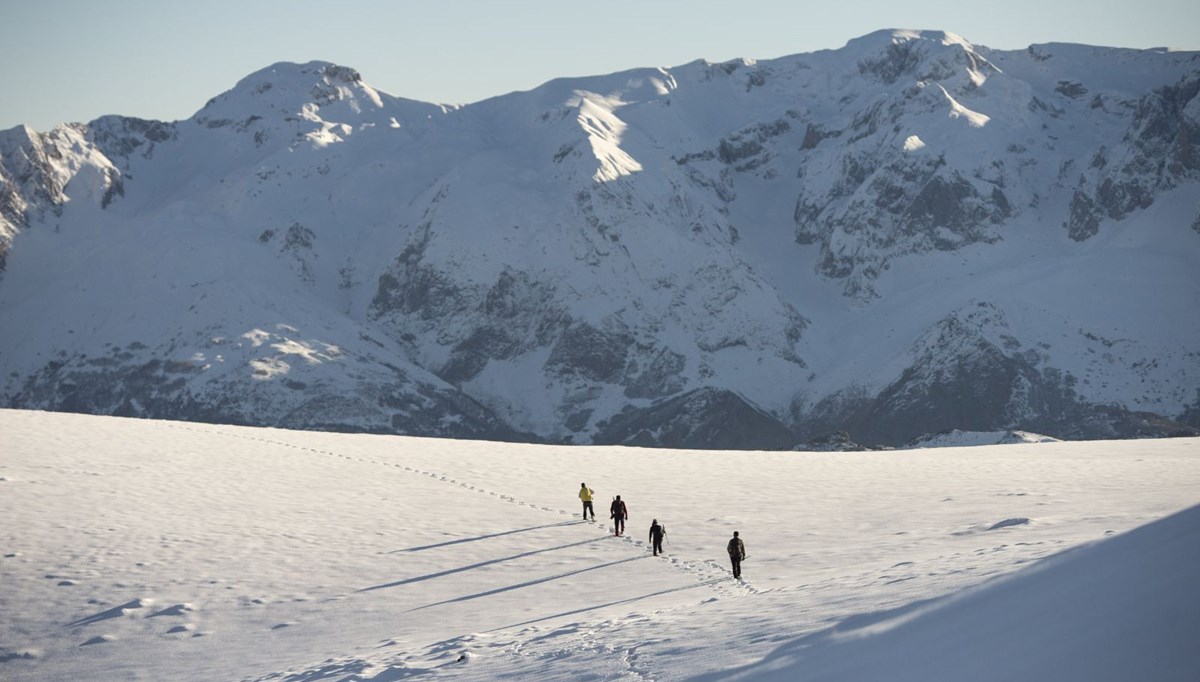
left=579, top=482, right=595, bottom=521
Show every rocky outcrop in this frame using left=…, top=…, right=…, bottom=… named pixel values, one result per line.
left=797, top=305, right=1198, bottom=446
left=596, top=388, right=797, bottom=450
left=7, top=344, right=527, bottom=442
left=1065, top=73, right=1200, bottom=240
left=796, top=431, right=878, bottom=452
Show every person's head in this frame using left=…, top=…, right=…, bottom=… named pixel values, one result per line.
left=733, top=531, right=739, bottom=538
left=581, top=482, right=586, bottom=487
left=653, top=519, right=658, bottom=524
left=616, top=495, right=621, bottom=500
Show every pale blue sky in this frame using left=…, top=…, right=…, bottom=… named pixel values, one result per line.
left=3, top=0, right=1197, bottom=131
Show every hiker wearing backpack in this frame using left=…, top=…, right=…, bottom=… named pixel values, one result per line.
left=727, top=531, right=746, bottom=579
left=579, top=483, right=595, bottom=521
left=649, top=519, right=666, bottom=556
left=610, top=495, right=628, bottom=536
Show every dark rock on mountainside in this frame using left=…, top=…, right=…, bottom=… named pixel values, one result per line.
left=596, top=388, right=797, bottom=450
left=796, top=431, right=879, bottom=452
left=796, top=308, right=1199, bottom=446
left=1066, top=73, right=1200, bottom=241
left=9, top=350, right=529, bottom=442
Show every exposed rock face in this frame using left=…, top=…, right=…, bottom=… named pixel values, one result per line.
left=596, top=388, right=798, bottom=450
left=1, top=34, right=1198, bottom=449
left=796, top=431, right=876, bottom=452
left=1065, top=73, right=1200, bottom=241
left=7, top=341, right=528, bottom=442
left=796, top=304, right=1198, bottom=446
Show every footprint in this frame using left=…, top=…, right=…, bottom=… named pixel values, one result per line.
left=0, top=646, right=42, bottom=662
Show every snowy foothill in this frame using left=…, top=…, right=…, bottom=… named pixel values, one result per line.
left=2, top=408, right=1198, bottom=680
left=905, top=429, right=1062, bottom=448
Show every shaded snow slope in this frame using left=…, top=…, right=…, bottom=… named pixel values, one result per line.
left=1, top=409, right=1198, bottom=680
left=716, top=504, right=1200, bottom=682
left=2, top=30, right=1199, bottom=447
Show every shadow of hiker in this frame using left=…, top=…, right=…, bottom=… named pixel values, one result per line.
left=409, top=555, right=652, bottom=611
left=66, top=599, right=147, bottom=627
left=383, top=520, right=585, bottom=554
left=358, top=536, right=609, bottom=593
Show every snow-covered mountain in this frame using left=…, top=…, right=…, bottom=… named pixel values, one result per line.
left=2, top=30, right=1199, bottom=448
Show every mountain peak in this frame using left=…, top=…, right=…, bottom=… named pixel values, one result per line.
left=192, top=60, right=389, bottom=125
left=847, top=29, right=977, bottom=52
left=843, top=28, right=999, bottom=87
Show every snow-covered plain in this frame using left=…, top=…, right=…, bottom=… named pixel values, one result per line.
left=2, top=408, right=1198, bottom=680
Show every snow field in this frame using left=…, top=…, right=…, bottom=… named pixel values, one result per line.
left=1, top=408, right=1198, bottom=680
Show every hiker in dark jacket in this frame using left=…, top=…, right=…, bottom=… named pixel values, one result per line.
left=610, top=495, right=628, bottom=536
left=649, top=519, right=666, bottom=556
left=727, top=531, right=746, bottom=579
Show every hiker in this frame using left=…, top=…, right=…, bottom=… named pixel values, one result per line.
left=649, top=519, right=666, bottom=556
left=579, top=482, right=595, bottom=521
left=727, top=531, right=746, bottom=579
left=610, top=495, right=628, bottom=536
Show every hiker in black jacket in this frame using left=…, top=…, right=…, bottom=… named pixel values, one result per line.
left=727, top=531, right=746, bottom=579
left=649, top=519, right=666, bottom=556
left=610, top=495, right=628, bottom=536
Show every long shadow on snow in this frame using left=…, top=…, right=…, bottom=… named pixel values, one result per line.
left=410, top=555, right=651, bottom=611
left=490, top=577, right=726, bottom=632
left=384, top=520, right=585, bottom=554
left=358, top=536, right=608, bottom=593
left=66, top=600, right=146, bottom=627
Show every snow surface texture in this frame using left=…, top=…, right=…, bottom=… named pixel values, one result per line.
left=1, top=30, right=1199, bottom=448
left=1, top=409, right=1198, bottom=681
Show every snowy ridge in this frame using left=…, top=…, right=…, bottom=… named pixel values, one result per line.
left=1, top=30, right=1199, bottom=448
left=905, top=429, right=1061, bottom=448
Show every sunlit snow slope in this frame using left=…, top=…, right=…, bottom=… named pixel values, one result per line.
left=1, top=409, right=1198, bottom=680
